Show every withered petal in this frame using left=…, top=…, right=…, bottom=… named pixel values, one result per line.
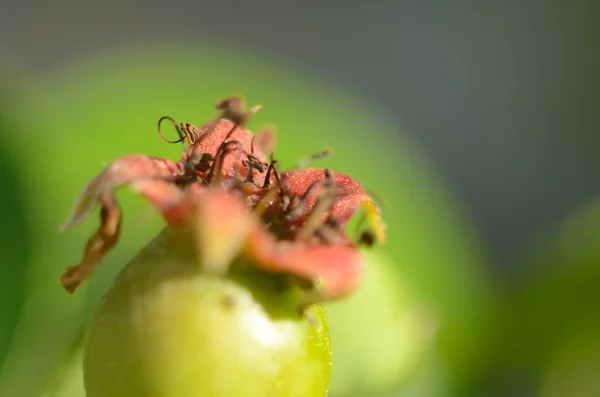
left=244, top=230, right=364, bottom=303
left=281, top=168, right=384, bottom=232
left=181, top=119, right=269, bottom=182
left=60, top=155, right=193, bottom=293
left=61, top=154, right=183, bottom=231
left=179, top=190, right=366, bottom=302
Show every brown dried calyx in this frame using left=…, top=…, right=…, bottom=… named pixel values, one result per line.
left=60, top=96, right=385, bottom=303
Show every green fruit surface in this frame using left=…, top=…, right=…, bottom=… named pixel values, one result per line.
left=327, top=250, right=433, bottom=397
left=84, top=228, right=331, bottom=397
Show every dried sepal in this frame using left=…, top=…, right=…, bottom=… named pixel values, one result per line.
left=60, top=191, right=121, bottom=293
left=60, top=155, right=187, bottom=293
left=244, top=231, right=364, bottom=304
left=61, top=155, right=182, bottom=231
left=280, top=168, right=380, bottom=230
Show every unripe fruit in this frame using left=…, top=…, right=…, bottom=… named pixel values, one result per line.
left=327, top=250, right=434, bottom=396
left=84, top=228, right=331, bottom=397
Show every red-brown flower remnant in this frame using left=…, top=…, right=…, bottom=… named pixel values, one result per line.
left=61, top=97, right=386, bottom=397
left=61, top=97, right=385, bottom=305
left=61, top=98, right=384, bottom=397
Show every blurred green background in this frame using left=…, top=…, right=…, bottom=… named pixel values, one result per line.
left=0, top=1, right=599, bottom=396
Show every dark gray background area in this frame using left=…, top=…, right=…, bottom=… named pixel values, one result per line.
left=1, top=0, right=598, bottom=268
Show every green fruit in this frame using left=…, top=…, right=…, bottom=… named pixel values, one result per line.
left=327, top=250, right=434, bottom=396
left=83, top=228, right=331, bottom=397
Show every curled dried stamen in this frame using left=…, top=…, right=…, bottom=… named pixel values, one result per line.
left=294, top=148, right=333, bottom=169
left=243, top=153, right=269, bottom=182
left=185, top=151, right=214, bottom=173
left=174, top=152, right=215, bottom=187
left=199, top=96, right=264, bottom=184
left=286, top=177, right=323, bottom=219
left=194, top=153, right=214, bottom=172
left=157, top=116, right=198, bottom=146
left=180, top=123, right=201, bottom=145
left=205, top=140, right=246, bottom=185
left=262, top=158, right=281, bottom=190
left=297, top=170, right=336, bottom=240
left=253, top=186, right=281, bottom=217
left=215, top=96, right=262, bottom=125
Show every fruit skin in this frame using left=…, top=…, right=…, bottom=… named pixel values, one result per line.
left=327, top=250, right=433, bottom=397
left=83, top=227, right=331, bottom=397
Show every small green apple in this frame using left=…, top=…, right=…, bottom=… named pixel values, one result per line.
left=84, top=228, right=331, bottom=397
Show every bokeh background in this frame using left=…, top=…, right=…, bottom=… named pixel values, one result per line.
left=0, top=1, right=599, bottom=396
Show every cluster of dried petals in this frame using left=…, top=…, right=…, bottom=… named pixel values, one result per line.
left=60, top=97, right=385, bottom=305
